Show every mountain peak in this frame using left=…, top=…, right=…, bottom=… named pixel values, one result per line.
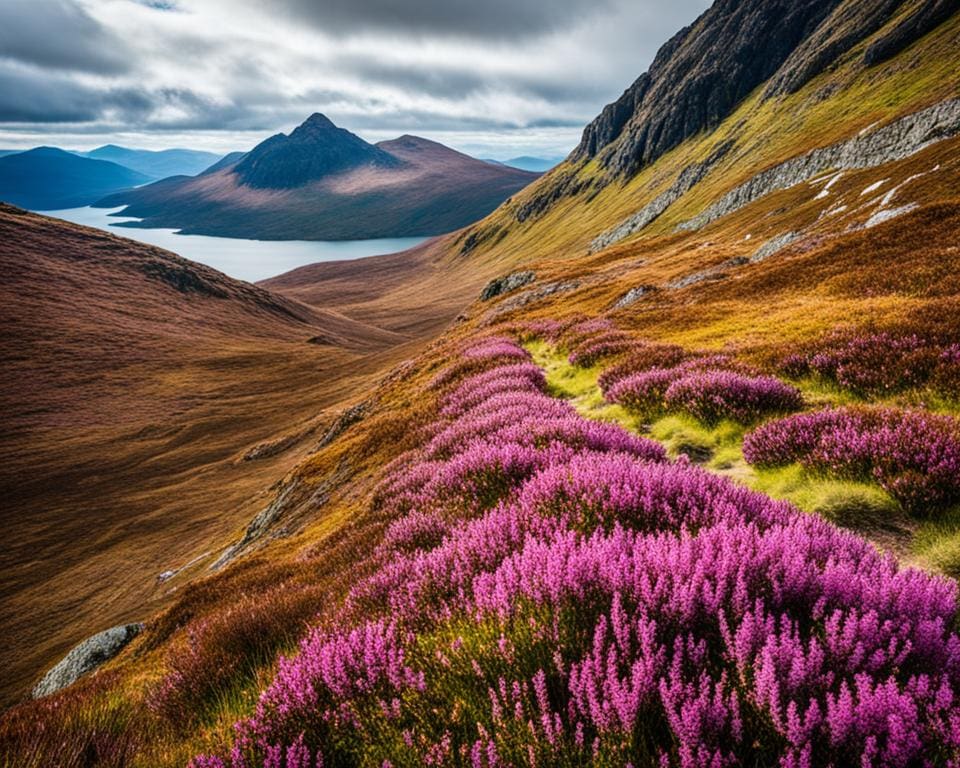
left=294, top=112, right=337, bottom=133
left=233, top=113, right=401, bottom=190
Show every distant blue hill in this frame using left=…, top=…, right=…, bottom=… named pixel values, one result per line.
left=0, top=147, right=152, bottom=210
left=83, top=145, right=225, bottom=179
left=482, top=155, right=563, bottom=172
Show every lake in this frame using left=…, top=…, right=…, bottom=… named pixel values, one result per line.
left=43, top=206, right=429, bottom=283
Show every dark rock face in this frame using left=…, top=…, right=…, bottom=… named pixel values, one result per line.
left=234, top=113, right=401, bottom=189
left=764, top=0, right=903, bottom=98
left=33, top=624, right=142, bottom=698
left=480, top=271, right=536, bottom=301
left=572, top=0, right=844, bottom=177
left=863, top=0, right=958, bottom=65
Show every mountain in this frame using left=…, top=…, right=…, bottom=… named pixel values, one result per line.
left=0, top=147, right=151, bottom=210
left=95, top=114, right=540, bottom=240
left=83, top=145, right=225, bottom=179
left=4, top=0, right=960, bottom=764
left=503, top=155, right=563, bottom=172
left=483, top=155, right=562, bottom=171
left=199, top=150, right=247, bottom=174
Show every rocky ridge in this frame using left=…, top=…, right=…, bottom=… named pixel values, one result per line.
left=676, top=97, right=960, bottom=232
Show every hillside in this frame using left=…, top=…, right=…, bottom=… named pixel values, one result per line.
left=0, top=205, right=477, bottom=710
left=84, top=146, right=226, bottom=180
left=3, top=0, right=960, bottom=766
left=95, top=114, right=540, bottom=240
left=0, top=148, right=151, bottom=210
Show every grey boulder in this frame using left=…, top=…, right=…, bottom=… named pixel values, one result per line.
left=32, top=623, right=142, bottom=698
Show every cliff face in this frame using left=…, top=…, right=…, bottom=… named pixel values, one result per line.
left=571, top=0, right=958, bottom=182
left=571, top=0, right=845, bottom=177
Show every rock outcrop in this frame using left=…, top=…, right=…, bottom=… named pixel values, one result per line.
left=589, top=140, right=733, bottom=252
left=480, top=271, right=536, bottom=301
left=677, top=98, right=960, bottom=232
left=571, top=0, right=844, bottom=178
left=33, top=624, right=142, bottom=698
left=613, top=285, right=657, bottom=308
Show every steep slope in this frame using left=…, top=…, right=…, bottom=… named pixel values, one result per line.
left=95, top=115, right=540, bottom=240
left=84, top=145, right=225, bottom=179
left=0, top=148, right=151, bottom=210
left=459, top=0, right=959, bottom=263
left=0, top=206, right=471, bottom=708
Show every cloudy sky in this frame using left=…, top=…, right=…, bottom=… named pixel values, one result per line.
left=0, top=0, right=710, bottom=159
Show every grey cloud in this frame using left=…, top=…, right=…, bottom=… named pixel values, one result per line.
left=0, top=64, right=151, bottom=122
left=0, top=0, right=130, bottom=75
left=337, top=54, right=610, bottom=107
left=0, top=0, right=713, bottom=157
left=270, top=0, right=614, bottom=40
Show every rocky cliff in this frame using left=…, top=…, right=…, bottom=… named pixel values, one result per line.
left=571, top=0, right=846, bottom=177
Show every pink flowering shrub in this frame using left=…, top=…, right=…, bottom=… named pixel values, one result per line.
left=935, top=344, right=960, bottom=396
left=462, top=336, right=533, bottom=362
left=517, top=317, right=567, bottom=343
left=604, top=366, right=681, bottom=417
left=597, top=343, right=690, bottom=392
left=197, top=335, right=960, bottom=768
left=663, top=371, right=804, bottom=425
left=606, top=365, right=801, bottom=425
left=778, top=331, right=941, bottom=396
left=567, top=330, right=637, bottom=367
left=743, top=407, right=960, bottom=513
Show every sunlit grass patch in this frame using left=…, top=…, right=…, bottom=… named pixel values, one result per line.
left=648, top=414, right=744, bottom=466
left=913, top=506, right=960, bottom=579
left=526, top=339, right=639, bottom=428
left=749, top=463, right=897, bottom=516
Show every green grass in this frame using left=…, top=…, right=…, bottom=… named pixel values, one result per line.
left=912, top=506, right=960, bottom=578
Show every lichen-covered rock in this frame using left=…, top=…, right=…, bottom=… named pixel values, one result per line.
left=479, top=271, right=535, bottom=301
left=614, top=285, right=657, bottom=308
left=751, top=231, right=801, bottom=262
left=33, top=623, right=142, bottom=698
left=589, top=140, right=733, bottom=252
left=678, top=98, right=960, bottom=232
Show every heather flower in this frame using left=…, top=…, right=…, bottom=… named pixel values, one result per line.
left=785, top=330, right=940, bottom=395
left=597, top=344, right=689, bottom=392
left=200, top=333, right=960, bottom=768
left=604, top=367, right=680, bottom=416
left=663, top=371, right=803, bottom=425
left=743, top=406, right=960, bottom=512
left=567, top=330, right=637, bottom=367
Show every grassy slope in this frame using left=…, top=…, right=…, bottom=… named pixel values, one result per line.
left=0, top=211, right=477, bottom=710
left=448, top=10, right=960, bottom=271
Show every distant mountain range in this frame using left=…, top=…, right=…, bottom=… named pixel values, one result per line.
left=0, top=148, right=153, bottom=210
left=81, top=145, right=224, bottom=179
left=482, top=155, right=564, bottom=172
left=95, top=113, right=541, bottom=240
left=0, top=145, right=230, bottom=211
